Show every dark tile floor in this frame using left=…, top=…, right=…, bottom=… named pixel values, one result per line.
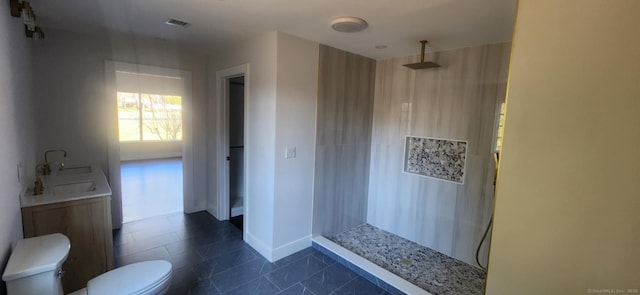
left=113, top=211, right=390, bottom=295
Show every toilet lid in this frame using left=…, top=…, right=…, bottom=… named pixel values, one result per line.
left=2, top=233, right=70, bottom=281
left=87, top=260, right=172, bottom=295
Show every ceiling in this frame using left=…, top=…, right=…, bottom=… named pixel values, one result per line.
left=29, top=0, right=517, bottom=60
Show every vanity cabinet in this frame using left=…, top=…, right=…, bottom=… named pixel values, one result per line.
left=21, top=195, right=114, bottom=293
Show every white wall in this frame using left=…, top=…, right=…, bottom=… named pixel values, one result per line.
left=32, top=29, right=209, bottom=225
left=119, top=141, right=182, bottom=161
left=0, top=3, right=37, bottom=294
left=32, top=29, right=111, bottom=168
left=208, top=31, right=318, bottom=261
left=486, top=0, right=640, bottom=293
left=272, top=32, right=318, bottom=260
left=208, top=31, right=278, bottom=257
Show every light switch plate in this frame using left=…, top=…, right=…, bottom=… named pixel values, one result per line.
left=285, top=147, right=296, bottom=159
left=17, top=162, right=23, bottom=184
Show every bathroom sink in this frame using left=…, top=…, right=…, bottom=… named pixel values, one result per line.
left=57, top=166, right=92, bottom=175
left=21, top=164, right=112, bottom=208
left=53, top=181, right=96, bottom=195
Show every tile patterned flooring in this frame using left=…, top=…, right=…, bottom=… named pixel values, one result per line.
left=113, top=212, right=390, bottom=295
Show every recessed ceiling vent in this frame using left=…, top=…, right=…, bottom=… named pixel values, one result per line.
left=331, top=16, right=368, bottom=33
left=403, top=40, right=441, bottom=70
left=165, top=19, right=190, bottom=27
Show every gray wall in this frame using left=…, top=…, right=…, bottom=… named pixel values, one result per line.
left=312, top=45, right=376, bottom=237
left=367, top=43, right=511, bottom=266
left=0, top=3, right=37, bottom=294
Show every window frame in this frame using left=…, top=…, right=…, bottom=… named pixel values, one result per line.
left=117, top=91, right=183, bottom=142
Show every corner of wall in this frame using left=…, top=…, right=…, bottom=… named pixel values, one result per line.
left=245, top=231, right=274, bottom=262
left=271, top=32, right=319, bottom=258
left=271, top=235, right=312, bottom=262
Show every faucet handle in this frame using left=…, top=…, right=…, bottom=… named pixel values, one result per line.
left=49, top=161, right=64, bottom=172
left=35, top=163, right=51, bottom=175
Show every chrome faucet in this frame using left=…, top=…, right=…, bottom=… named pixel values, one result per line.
left=40, top=149, right=67, bottom=175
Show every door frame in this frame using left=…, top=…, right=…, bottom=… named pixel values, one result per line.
left=215, top=64, right=249, bottom=234
left=105, top=61, right=195, bottom=228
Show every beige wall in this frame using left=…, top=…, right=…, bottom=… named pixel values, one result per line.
left=486, top=0, right=640, bottom=293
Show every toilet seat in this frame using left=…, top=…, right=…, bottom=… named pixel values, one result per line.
left=84, top=260, right=172, bottom=295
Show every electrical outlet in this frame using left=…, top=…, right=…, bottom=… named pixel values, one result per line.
left=285, top=147, right=296, bottom=159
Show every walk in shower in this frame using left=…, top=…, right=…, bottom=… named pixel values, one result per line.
left=312, top=43, right=510, bottom=295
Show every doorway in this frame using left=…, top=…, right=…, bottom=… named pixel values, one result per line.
left=228, top=76, right=245, bottom=230
left=114, top=73, right=186, bottom=222
left=105, top=61, right=195, bottom=229
left=214, top=64, right=249, bottom=238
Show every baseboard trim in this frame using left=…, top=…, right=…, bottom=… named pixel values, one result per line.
left=245, top=231, right=273, bottom=261
left=271, top=235, right=312, bottom=262
left=230, top=206, right=243, bottom=217
left=206, top=205, right=219, bottom=220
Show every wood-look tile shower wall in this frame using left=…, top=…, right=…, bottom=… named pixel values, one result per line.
left=367, top=43, right=511, bottom=266
left=312, top=45, right=376, bottom=237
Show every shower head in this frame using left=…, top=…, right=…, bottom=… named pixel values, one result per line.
left=403, top=40, right=441, bottom=70
left=403, top=61, right=441, bottom=70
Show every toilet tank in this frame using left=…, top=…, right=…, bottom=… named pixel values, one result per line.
left=2, top=233, right=70, bottom=295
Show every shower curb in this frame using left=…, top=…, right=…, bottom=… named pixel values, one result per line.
left=312, top=236, right=431, bottom=295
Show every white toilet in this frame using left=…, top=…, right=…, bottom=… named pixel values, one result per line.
left=2, top=233, right=172, bottom=295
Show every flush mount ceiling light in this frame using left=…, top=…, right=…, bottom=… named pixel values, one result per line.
left=331, top=16, right=368, bottom=33
left=165, top=18, right=190, bottom=27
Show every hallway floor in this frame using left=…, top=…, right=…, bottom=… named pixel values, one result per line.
left=121, top=158, right=183, bottom=222
left=113, top=212, right=391, bottom=295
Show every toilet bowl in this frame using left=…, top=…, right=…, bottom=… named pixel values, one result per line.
left=2, top=233, right=172, bottom=295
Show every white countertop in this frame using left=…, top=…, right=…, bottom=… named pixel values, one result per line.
left=21, top=165, right=112, bottom=208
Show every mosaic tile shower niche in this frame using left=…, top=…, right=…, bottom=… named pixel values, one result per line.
left=404, top=136, right=467, bottom=184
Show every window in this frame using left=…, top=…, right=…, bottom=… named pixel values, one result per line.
left=117, top=92, right=183, bottom=141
